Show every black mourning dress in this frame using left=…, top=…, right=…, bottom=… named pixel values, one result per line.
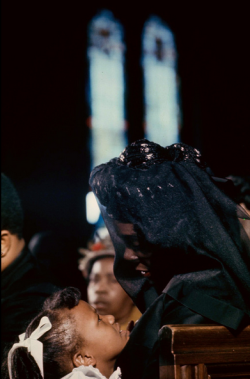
left=1, top=247, right=59, bottom=360
left=89, top=140, right=250, bottom=379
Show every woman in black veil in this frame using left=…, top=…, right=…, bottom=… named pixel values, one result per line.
left=89, top=139, right=250, bottom=379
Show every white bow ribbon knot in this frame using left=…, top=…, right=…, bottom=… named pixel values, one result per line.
left=8, top=316, right=52, bottom=379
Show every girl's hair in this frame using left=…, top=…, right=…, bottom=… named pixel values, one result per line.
left=2, top=287, right=83, bottom=379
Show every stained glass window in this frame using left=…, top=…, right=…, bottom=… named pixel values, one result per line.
left=88, top=10, right=126, bottom=169
left=142, top=16, right=181, bottom=146
left=87, top=10, right=126, bottom=224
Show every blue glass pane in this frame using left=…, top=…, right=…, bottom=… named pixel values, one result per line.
left=142, top=16, right=181, bottom=146
left=88, top=10, right=126, bottom=169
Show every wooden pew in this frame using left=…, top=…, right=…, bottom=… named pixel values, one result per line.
left=159, top=324, right=250, bottom=379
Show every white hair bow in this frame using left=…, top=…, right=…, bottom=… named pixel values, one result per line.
left=8, top=316, right=52, bottom=379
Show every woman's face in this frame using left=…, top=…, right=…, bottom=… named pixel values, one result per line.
left=87, top=257, right=134, bottom=322
left=114, top=222, right=152, bottom=278
left=71, top=300, right=129, bottom=365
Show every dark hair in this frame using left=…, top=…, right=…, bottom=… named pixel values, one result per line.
left=2, top=287, right=83, bottom=379
left=118, top=139, right=207, bottom=169
left=1, top=173, right=23, bottom=238
left=94, top=139, right=207, bottom=223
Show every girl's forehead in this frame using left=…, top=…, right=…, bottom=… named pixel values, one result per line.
left=71, top=301, right=98, bottom=332
left=73, top=300, right=96, bottom=319
left=80, top=300, right=95, bottom=311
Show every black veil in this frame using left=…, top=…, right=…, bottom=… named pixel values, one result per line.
left=90, top=140, right=250, bottom=330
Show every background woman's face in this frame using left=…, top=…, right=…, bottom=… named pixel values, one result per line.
left=87, top=257, right=134, bottom=321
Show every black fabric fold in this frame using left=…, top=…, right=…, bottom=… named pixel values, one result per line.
left=163, top=277, right=249, bottom=330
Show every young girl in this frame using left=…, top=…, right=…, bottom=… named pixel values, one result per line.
left=2, top=287, right=130, bottom=379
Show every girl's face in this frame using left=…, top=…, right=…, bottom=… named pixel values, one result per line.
left=71, top=300, right=129, bottom=368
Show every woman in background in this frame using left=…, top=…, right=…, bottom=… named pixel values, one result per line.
left=78, top=228, right=141, bottom=330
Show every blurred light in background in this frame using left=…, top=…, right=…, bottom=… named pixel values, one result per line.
left=142, top=16, right=181, bottom=146
left=88, top=10, right=127, bottom=169
left=86, top=191, right=101, bottom=224
left=87, top=10, right=127, bottom=225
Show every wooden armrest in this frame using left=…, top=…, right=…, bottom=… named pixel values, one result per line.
left=159, top=324, right=250, bottom=379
